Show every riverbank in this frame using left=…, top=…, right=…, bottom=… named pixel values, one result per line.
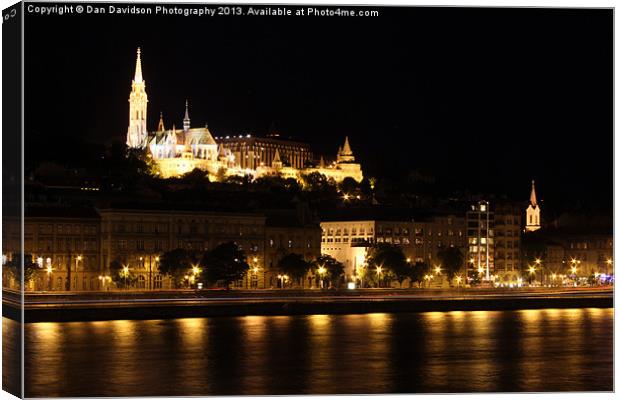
left=3, top=288, right=613, bottom=322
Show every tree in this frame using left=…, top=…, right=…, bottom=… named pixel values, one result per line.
left=312, top=254, right=345, bottom=288
left=338, top=177, right=359, bottom=194
left=301, top=172, right=333, bottom=192
left=159, top=248, right=197, bottom=288
left=437, top=246, right=464, bottom=284
left=201, top=242, right=249, bottom=289
left=366, top=243, right=409, bottom=287
left=109, top=258, right=137, bottom=289
left=6, top=254, right=39, bottom=289
left=277, top=253, right=311, bottom=287
left=409, top=261, right=428, bottom=288
left=181, top=168, right=210, bottom=187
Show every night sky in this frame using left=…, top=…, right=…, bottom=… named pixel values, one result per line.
left=24, top=5, right=612, bottom=209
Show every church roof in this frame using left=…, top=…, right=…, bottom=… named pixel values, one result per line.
left=186, top=127, right=217, bottom=145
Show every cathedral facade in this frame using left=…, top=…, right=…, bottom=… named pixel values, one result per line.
left=125, top=49, right=363, bottom=183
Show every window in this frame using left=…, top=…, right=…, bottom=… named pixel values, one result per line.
left=154, top=275, right=163, bottom=289
left=137, top=275, right=146, bottom=289
left=137, top=240, right=145, bottom=251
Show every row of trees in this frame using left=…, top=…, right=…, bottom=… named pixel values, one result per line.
left=109, top=242, right=346, bottom=290
left=363, top=243, right=465, bottom=288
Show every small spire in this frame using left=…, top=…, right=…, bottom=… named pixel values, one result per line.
left=530, top=180, right=538, bottom=207
left=273, top=149, right=281, bottom=163
left=183, top=100, right=190, bottom=132
left=134, top=47, right=143, bottom=83
left=157, top=112, right=165, bottom=132
left=342, top=136, right=353, bottom=155
left=319, top=156, right=325, bottom=168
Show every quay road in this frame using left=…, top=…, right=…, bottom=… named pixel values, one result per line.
left=3, top=287, right=613, bottom=322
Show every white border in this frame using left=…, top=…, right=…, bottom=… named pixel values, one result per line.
left=0, top=1, right=616, bottom=400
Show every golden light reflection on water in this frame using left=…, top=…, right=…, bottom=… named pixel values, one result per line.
left=20, top=308, right=613, bottom=397
left=238, top=315, right=268, bottom=394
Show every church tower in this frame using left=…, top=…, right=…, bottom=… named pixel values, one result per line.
left=525, top=180, right=541, bottom=232
left=183, top=100, right=191, bottom=132
left=126, top=48, right=149, bottom=148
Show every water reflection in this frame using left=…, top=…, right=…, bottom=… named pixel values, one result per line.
left=16, top=308, right=612, bottom=397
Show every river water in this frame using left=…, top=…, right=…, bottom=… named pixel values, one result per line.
left=7, top=308, right=613, bottom=396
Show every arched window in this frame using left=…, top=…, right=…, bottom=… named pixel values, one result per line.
left=56, top=277, right=63, bottom=290
left=137, top=275, right=146, bottom=289
left=154, top=275, right=163, bottom=289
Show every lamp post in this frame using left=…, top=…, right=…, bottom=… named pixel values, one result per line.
left=528, top=265, right=536, bottom=286
left=75, top=255, right=82, bottom=291
left=154, top=256, right=160, bottom=290
left=122, top=265, right=129, bottom=290
left=317, top=266, right=326, bottom=289
left=46, top=264, right=53, bottom=291
left=277, top=274, right=288, bottom=289
left=376, top=266, right=383, bottom=288
left=570, top=258, right=579, bottom=286
left=535, top=258, right=542, bottom=287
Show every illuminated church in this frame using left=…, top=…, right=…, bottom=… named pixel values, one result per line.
left=126, top=48, right=363, bottom=182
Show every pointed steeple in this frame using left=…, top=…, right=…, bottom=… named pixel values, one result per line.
left=157, top=112, right=165, bottom=132
left=319, top=156, right=325, bottom=168
left=272, top=149, right=283, bottom=169
left=183, top=100, right=191, bottom=132
left=342, top=136, right=353, bottom=155
left=218, top=144, right=227, bottom=159
left=273, top=149, right=281, bottom=163
left=530, top=180, right=538, bottom=207
left=127, top=47, right=148, bottom=149
left=337, top=136, right=355, bottom=163
left=134, top=47, right=143, bottom=84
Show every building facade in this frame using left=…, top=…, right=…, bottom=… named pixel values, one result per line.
left=321, top=213, right=467, bottom=286
left=5, top=205, right=322, bottom=291
left=3, top=207, right=102, bottom=291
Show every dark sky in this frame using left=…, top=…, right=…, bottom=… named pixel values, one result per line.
left=25, top=5, right=612, bottom=209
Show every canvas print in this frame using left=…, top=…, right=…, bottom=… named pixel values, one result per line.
left=1, top=1, right=613, bottom=398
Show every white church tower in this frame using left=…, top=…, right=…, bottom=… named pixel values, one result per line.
left=126, top=48, right=149, bottom=148
left=525, top=180, right=541, bottom=232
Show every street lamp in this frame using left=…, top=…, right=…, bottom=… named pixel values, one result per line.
left=528, top=265, right=536, bottom=286
left=376, top=266, right=383, bottom=288
left=122, top=265, right=129, bottom=289
left=456, top=275, right=462, bottom=288
left=535, top=258, right=543, bottom=286
left=317, top=265, right=326, bottom=288
left=75, top=255, right=82, bottom=290
left=277, top=274, right=288, bottom=289
left=46, top=264, right=53, bottom=291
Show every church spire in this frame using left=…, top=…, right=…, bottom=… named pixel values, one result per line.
left=530, top=180, right=538, bottom=207
left=342, top=136, right=353, bottom=155
left=134, top=47, right=143, bottom=84
left=126, top=47, right=148, bottom=149
left=272, top=149, right=283, bottom=169
left=183, top=100, right=191, bottom=132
